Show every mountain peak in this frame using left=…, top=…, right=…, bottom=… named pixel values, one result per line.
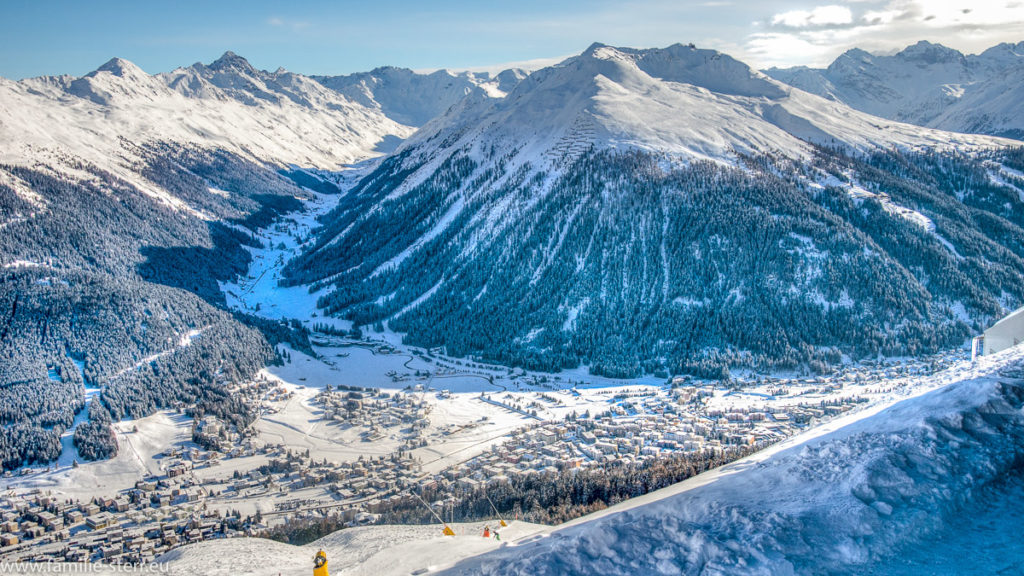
left=895, top=41, right=963, bottom=64
left=92, top=57, right=146, bottom=78
left=839, top=47, right=872, bottom=60
left=979, top=41, right=1024, bottom=62
left=209, top=51, right=257, bottom=74
left=826, top=48, right=875, bottom=76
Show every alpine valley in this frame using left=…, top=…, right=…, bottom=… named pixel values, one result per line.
left=1, top=39, right=1024, bottom=575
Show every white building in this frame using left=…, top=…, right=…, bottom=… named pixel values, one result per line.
left=983, top=306, right=1024, bottom=355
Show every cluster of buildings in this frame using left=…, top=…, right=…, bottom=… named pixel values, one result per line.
left=314, top=387, right=431, bottom=446
left=451, top=382, right=874, bottom=484
left=0, top=480, right=242, bottom=564
left=0, top=444, right=427, bottom=564
left=0, top=351, right=961, bottom=564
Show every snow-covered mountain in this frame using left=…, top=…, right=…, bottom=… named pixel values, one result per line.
left=766, top=40, right=1024, bottom=140
left=0, top=51, right=424, bottom=469
left=314, top=66, right=526, bottom=128
left=285, top=42, right=1024, bottom=378
left=0, top=51, right=413, bottom=182
left=399, top=42, right=1001, bottom=163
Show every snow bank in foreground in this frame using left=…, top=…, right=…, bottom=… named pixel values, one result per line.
left=154, top=521, right=547, bottom=576
left=445, top=348, right=1024, bottom=575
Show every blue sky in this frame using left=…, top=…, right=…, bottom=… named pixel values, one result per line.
left=1, top=0, right=1022, bottom=79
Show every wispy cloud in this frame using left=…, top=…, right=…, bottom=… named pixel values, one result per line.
left=267, top=16, right=310, bottom=32
left=771, top=5, right=853, bottom=28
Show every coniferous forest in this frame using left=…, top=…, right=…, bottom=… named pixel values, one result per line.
left=0, top=143, right=312, bottom=471
left=286, top=145, right=1024, bottom=379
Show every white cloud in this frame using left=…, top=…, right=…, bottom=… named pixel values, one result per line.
left=861, top=9, right=902, bottom=26
left=267, top=16, right=310, bottom=31
left=772, top=5, right=854, bottom=28
left=745, top=0, right=1024, bottom=68
left=746, top=33, right=829, bottom=67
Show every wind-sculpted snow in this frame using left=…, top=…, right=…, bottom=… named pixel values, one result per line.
left=444, top=351, right=1024, bottom=575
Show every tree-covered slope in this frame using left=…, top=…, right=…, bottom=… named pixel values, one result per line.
left=0, top=144, right=319, bottom=470
left=0, top=51, right=414, bottom=471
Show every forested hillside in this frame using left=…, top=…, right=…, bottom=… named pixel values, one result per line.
left=286, top=144, right=1024, bottom=379
left=0, top=145, right=311, bottom=470
left=0, top=48, right=433, bottom=472
left=284, top=44, right=1024, bottom=380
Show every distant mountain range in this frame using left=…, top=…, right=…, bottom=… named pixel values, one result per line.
left=766, top=40, right=1024, bottom=140
left=314, top=65, right=525, bottom=129
left=0, top=51, right=525, bottom=182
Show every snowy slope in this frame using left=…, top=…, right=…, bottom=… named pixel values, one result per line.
left=396, top=42, right=1007, bottom=167
left=0, top=51, right=413, bottom=189
left=314, top=66, right=526, bottom=128
left=153, top=521, right=548, bottom=576
left=766, top=40, right=1024, bottom=140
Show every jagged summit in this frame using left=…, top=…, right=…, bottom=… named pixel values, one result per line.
left=766, top=40, right=1024, bottom=139
left=313, top=64, right=522, bottom=127
left=92, top=57, right=146, bottom=78
left=207, top=50, right=258, bottom=74
left=895, top=40, right=966, bottom=64
left=826, top=47, right=874, bottom=74
left=979, top=41, right=1024, bottom=65
left=1, top=49, right=415, bottom=171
